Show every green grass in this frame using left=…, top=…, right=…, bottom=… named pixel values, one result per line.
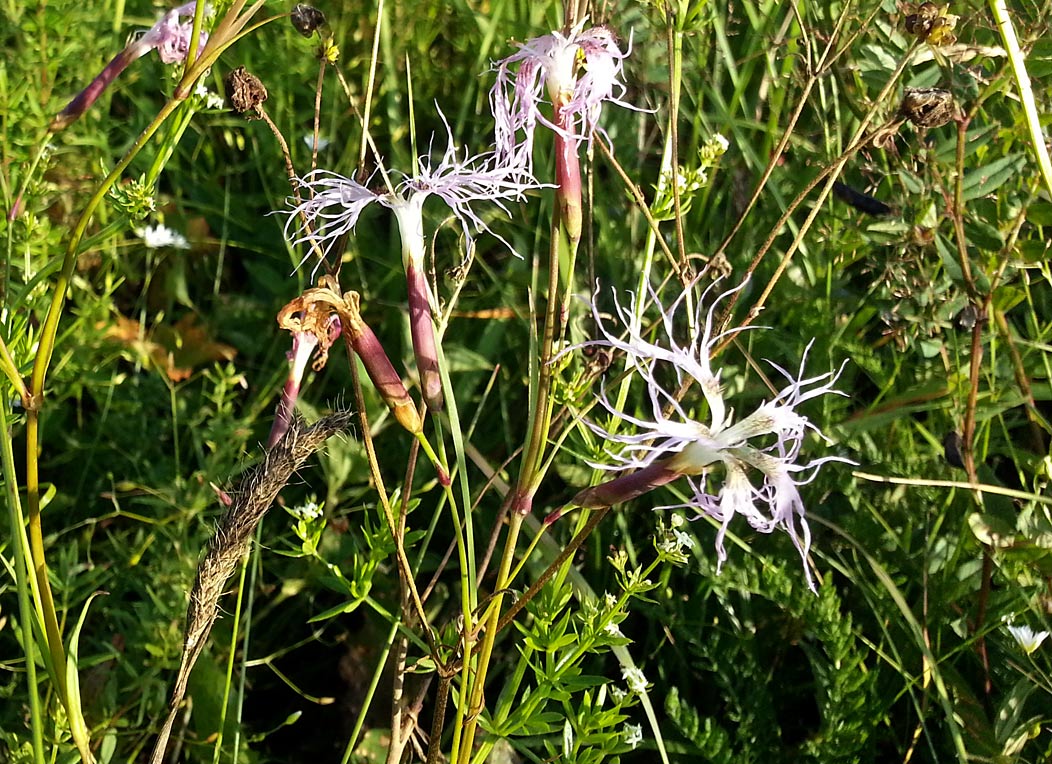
left=2, top=0, right=1052, bottom=762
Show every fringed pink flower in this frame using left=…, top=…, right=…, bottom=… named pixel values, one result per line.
left=490, top=22, right=634, bottom=171
left=51, top=2, right=209, bottom=131
left=571, top=281, right=853, bottom=591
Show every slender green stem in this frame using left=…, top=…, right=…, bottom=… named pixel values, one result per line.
left=22, top=95, right=185, bottom=708
left=340, top=617, right=402, bottom=764
left=214, top=536, right=257, bottom=764
left=508, top=224, right=565, bottom=512
left=496, top=507, right=609, bottom=635
left=19, top=2, right=275, bottom=729
left=0, top=334, right=28, bottom=402
left=1, top=405, right=44, bottom=764
left=30, top=96, right=181, bottom=398
left=147, top=99, right=196, bottom=188
left=664, top=6, right=687, bottom=274
left=989, top=0, right=1052, bottom=199
left=456, top=510, right=524, bottom=764
left=7, top=140, right=51, bottom=289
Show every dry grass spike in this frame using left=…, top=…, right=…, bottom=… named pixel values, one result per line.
left=148, top=411, right=354, bottom=764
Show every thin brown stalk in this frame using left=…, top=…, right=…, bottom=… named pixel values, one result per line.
left=709, top=0, right=866, bottom=267
left=715, top=41, right=920, bottom=347
left=495, top=506, right=611, bottom=635
left=344, top=340, right=435, bottom=650
left=312, top=59, right=326, bottom=174
left=595, top=139, right=683, bottom=279
left=255, top=105, right=328, bottom=268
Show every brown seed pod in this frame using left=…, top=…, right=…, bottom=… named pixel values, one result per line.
left=900, top=87, right=958, bottom=128
left=224, top=66, right=268, bottom=119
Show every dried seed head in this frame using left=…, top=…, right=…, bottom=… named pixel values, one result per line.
left=224, top=66, right=268, bottom=118
left=291, top=4, right=326, bottom=36
left=903, top=2, right=958, bottom=45
left=900, top=87, right=957, bottom=128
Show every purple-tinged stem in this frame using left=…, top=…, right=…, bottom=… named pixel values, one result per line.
left=7, top=193, right=24, bottom=222
left=267, top=330, right=318, bottom=449
left=571, top=459, right=681, bottom=508
left=405, top=259, right=443, bottom=413
left=50, top=46, right=146, bottom=132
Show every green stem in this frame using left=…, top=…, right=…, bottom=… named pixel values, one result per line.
left=7, top=139, right=51, bottom=289
left=496, top=507, right=609, bottom=635
left=12, top=5, right=273, bottom=755
left=456, top=510, right=524, bottom=764
left=340, top=618, right=402, bottom=764
left=1, top=405, right=45, bottom=764
left=0, top=334, right=28, bottom=402
left=988, top=0, right=1052, bottom=198
left=23, top=96, right=186, bottom=706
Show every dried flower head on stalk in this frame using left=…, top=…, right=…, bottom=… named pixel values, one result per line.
left=290, top=3, right=326, bottom=37
left=570, top=280, right=853, bottom=591
left=277, top=276, right=423, bottom=434
left=268, top=285, right=342, bottom=447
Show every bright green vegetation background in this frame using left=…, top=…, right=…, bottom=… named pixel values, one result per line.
left=2, top=0, right=1052, bottom=762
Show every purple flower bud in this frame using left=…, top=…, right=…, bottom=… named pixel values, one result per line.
left=340, top=292, right=423, bottom=434
left=405, top=258, right=443, bottom=412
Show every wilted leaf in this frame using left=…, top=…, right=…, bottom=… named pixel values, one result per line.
left=104, top=313, right=237, bottom=381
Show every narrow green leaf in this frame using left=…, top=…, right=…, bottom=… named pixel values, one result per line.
left=66, top=591, right=106, bottom=764
left=961, top=154, right=1027, bottom=201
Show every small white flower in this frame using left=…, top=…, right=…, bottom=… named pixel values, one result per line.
left=673, top=529, right=695, bottom=550
left=610, top=684, right=627, bottom=703
left=288, top=500, right=323, bottom=520
left=621, top=665, right=648, bottom=694
left=1006, top=622, right=1050, bottom=654
left=194, top=82, right=225, bottom=110
left=623, top=723, right=643, bottom=749
left=603, top=621, right=624, bottom=637
left=137, top=223, right=190, bottom=249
